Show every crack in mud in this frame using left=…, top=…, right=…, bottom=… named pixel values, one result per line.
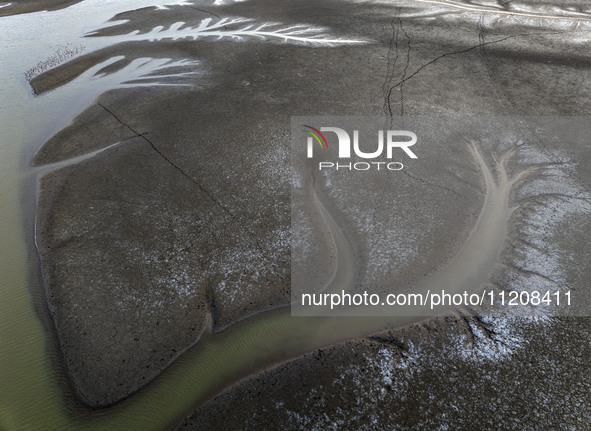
left=402, top=170, right=468, bottom=200
left=186, top=5, right=220, bottom=19
left=154, top=140, right=544, bottom=416
left=398, top=16, right=411, bottom=117
left=382, top=10, right=412, bottom=121
left=382, top=16, right=400, bottom=119
left=96, top=102, right=288, bottom=287
left=385, top=34, right=518, bottom=96
left=383, top=29, right=575, bottom=110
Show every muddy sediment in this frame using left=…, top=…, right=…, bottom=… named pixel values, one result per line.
left=33, top=1, right=384, bottom=404
left=31, top=0, right=591, bottom=419
left=0, top=1, right=83, bottom=17
left=176, top=316, right=591, bottom=430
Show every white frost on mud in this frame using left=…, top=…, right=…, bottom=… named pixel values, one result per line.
left=353, top=213, right=424, bottom=277
left=112, top=236, right=201, bottom=312
left=211, top=225, right=289, bottom=305
left=506, top=146, right=591, bottom=312
left=268, top=345, right=421, bottom=429
left=210, top=247, right=266, bottom=304
left=450, top=316, right=525, bottom=362
left=208, top=140, right=290, bottom=307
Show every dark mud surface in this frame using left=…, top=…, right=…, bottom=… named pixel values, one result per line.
left=177, top=316, right=591, bottom=430
left=31, top=0, right=591, bottom=422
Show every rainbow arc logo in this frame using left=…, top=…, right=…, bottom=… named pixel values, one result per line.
left=302, top=125, right=328, bottom=150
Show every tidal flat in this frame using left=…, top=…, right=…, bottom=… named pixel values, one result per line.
left=2, top=0, right=591, bottom=430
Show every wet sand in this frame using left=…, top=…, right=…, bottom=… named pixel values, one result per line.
left=21, top=0, right=591, bottom=428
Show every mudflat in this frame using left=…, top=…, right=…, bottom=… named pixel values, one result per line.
left=29, top=0, right=591, bottom=427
